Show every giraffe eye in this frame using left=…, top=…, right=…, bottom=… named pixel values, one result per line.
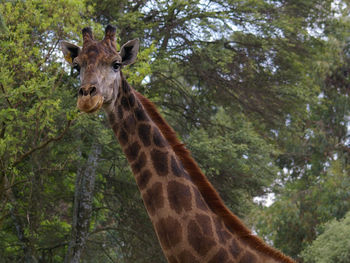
left=73, top=62, right=80, bottom=72
left=112, top=61, right=121, bottom=71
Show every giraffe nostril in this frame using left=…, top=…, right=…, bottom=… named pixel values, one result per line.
left=78, top=88, right=84, bottom=97
left=90, top=86, right=97, bottom=97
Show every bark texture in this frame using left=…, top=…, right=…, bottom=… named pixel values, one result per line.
left=65, top=144, right=101, bottom=263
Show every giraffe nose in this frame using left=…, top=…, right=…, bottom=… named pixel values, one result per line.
left=79, top=85, right=97, bottom=97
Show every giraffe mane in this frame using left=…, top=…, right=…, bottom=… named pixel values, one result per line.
left=135, top=90, right=295, bottom=263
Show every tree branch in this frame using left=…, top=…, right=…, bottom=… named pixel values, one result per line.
left=0, top=82, right=13, bottom=108
left=37, top=40, right=60, bottom=69
left=65, top=143, right=101, bottom=263
left=13, top=120, right=72, bottom=167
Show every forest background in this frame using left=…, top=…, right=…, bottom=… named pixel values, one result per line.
left=1, top=0, right=350, bottom=262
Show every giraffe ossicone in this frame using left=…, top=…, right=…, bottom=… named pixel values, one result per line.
left=61, top=25, right=295, bottom=263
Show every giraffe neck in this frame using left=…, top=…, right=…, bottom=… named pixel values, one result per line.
left=103, top=78, right=289, bottom=263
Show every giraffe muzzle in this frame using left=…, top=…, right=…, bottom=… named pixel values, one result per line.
left=77, top=85, right=104, bottom=113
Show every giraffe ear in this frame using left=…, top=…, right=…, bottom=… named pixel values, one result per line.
left=120, top=39, right=139, bottom=66
left=60, top=41, right=81, bottom=65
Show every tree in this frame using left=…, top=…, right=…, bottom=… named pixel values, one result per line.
left=252, top=2, right=350, bottom=259
left=302, top=211, right=350, bottom=263
left=253, top=159, right=350, bottom=258
left=0, top=1, right=92, bottom=261
left=84, top=1, right=344, bottom=261
left=64, top=143, right=101, bottom=263
left=1, top=0, right=349, bottom=262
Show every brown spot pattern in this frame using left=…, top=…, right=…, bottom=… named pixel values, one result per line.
left=167, top=181, right=192, bottom=214
left=136, top=169, right=152, bottom=190
left=214, top=217, right=231, bottom=245
left=153, top=128, right=166, bottom=147
left=239, top=252, right=258, bottom=263
left=135, top=107, right=148, bottom=121
left=143, top=182, right=164, bottom=216
left=150, top=149, right=168, bottom=176
left=195, top=213, right=213, bottom=236
left=125, top=142, right=140, bottom=162
left=117, top=105, right=123, bottom=119
left=171, top=155, right=184, bottom=177
left=187, top=220, right=215, bottom=256
left=168, top=256, right=178, bottom=263
left=128, top=94, right=135, bottom=107
left=121, top=96, right=130, bottom=110
left=122, top=80, right=130, bottom=93
left=86, top=45, right=99, bottom=54
left=229, top=239, right=241, bottom=258
left=155, top=216, right=182, bottom=250
left=177, top=250, right=199, bottom=263
left=138, top=124, right=151, bottom=147
left=123, top=115, right=136, bottom=132
left=193, top=187, right=209, bottom=211
left=208, top=248, right=229, bottom=263
left=118, top=128, right=128, bottom=145
left=183, top=171, right=192, bottom=181
left=132, top=152, right=146, bottom=173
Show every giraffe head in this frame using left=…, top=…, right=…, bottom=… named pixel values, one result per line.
left=60, top=25, right=139, bottom=113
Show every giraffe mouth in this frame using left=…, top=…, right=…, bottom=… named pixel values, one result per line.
left=77, top=95, right=104, bottom=113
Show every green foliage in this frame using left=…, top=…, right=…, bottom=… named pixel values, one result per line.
left=0, top=12, right=7, bottom=33
left=1, top=0, right=350, bottom=262
left=0, top=0, right=95, bottom=262
left=187, top=108, right=278, bottom=216
left=252, top=4, right=350, bottom=259
left=302, top=211, right=350, bottom=263
left=254, top=159, right=350, bottom=257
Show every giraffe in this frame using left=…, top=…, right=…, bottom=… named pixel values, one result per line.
left=61, top=25, right=295, bottom=263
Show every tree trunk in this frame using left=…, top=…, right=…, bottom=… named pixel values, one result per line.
left=65, top=143, right=101, bottom=263
left=5, top=174, right=38, bottom=263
